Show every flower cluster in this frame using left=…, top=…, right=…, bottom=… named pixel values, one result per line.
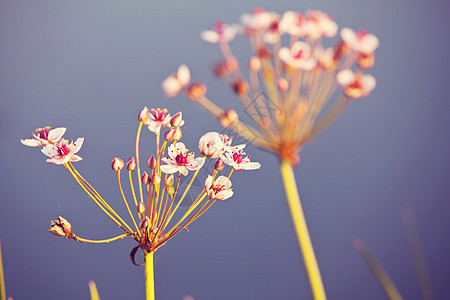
left=162, top=7, right=379, bottom=164
left=22, top=107, right=260, bottom=263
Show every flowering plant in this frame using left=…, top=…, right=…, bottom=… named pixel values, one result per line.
left=22, top=107, right=260, bottom=299
left=162, top=7, right=378, bottom=299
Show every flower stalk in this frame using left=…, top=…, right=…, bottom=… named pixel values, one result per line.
left=280, top=160, right=326, bottom=300
left=145, top=252, right=155, bottom=300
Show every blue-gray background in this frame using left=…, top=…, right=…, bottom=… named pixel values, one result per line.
left=1, top=0, right=449, bottom=299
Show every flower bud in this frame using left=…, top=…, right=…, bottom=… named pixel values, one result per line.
left=138, top=106, right=149, bottom=122
left=147, top=155, right=156, bottom=169
left=141, top=171, right=150, bottom=185
left=213, top=61, right=228, bottom=77
left=170, top=112, right=183, bottom=127
left=232, top=80, right=249, bottom=96
left=187, top=82, right=207, bottom=101
left=126, top=157, right=136, bottom=171
left=249, top=56, right=262, bottom=72
left=214, top=158, right=224, bottom=171
left=277, top=78, right=289, bottom=91
left=165, top=174, right=174, bottom=187
left=138, top=201, right=146, bottom=214
left=357, top=52, right=375, bottom=69
left=111, top=157, right=124, bottom=171
left=225, top=58, right=239, bottom=72
left=152, top=172, right=161, bottom=185
left=165, top=127, right=182, bottom=141
left=140, top=216, right=150, bottom=230
left=257, top=46, right=272, bottom=59
left=49, top=216, right=72, bottom=238
left=219, top=109, right=239, bottom=128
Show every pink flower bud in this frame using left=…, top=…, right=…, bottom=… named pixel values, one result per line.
left=138, top=106, right=149, bottom=122
left=187, top=82, right=207, bottom=101
left=165, top=174, right=174, bottom=187
left=165, top=127, right=182, bottom=141
left=213, top=61, right=228, bottom=77
left=126, top=157, right=136, bottom=171
left=111, top=157, right=124, bottom=171
left=214, top=158, right=224, bottom=171
left=140, top=216, right=150, bottom=230
left=249, top=56, right=262, bottom=72
left=219, top=109, right=239, bottom=128
left=232, top=80, right=249, bottom=96
left=141, top=171, right=150, bottom=185
left=170, top=112, right=183, bottom=127
left=147, top=155, right=156, bottom=169
left=138, top=201, right=146, bottom=214
left=277, top=78, right=289, bottom=91
left=48, top=216, right=72, bottom=238
left=152, top=172, right=161, bottom=185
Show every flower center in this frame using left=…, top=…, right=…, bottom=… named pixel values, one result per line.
left=38, top=128, right=50, bottom=140
left=356, top=30, right=368, bottom=41
left=232, top=152, right=244, bottom=164
left=57, top=143, right=71, bottom=156
left=294, top=49, right=304, bottom=59
left=175, top=153, right=189, bottom=165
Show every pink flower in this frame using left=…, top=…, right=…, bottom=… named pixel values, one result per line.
left=220, top=145, right=261, bottom=171
left=340, top=28, right=379, bottom=54
left=160, top=142, right=205, bottom=176
left=144, top=108, right=172, bottom=133
left=279, top=41, right=316, bottom=70
left=41, top=138, right=84, bottom=165
left=240, top=7, right=275, bottom=33
left=305, top=10, right=337, bottom=39
left=201, top=21, right=238, bottom=44
left=21, top=127, right=66, bottom=147
left=198, top=132, right=224, bottom=158
left=204, top=175, right=233, bottom=200
left=161, top=65, right=191, bottom=97
left=279, top=11, right=308, bottom=37
left=337, top=69, right=376, bottom=98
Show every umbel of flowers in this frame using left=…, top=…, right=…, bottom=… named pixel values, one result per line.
left=21, top=108, right=260, bottom=300
left=162, top=8, right=378, bottom=300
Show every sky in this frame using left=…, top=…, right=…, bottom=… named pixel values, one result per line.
left=1, top=0, right=449, bottom=299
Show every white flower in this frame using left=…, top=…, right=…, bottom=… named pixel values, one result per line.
left=240, top=7, right=275, bottom=33
left=21, top=127, right=66, bottom=147
left=220, top=145, right=261, bottom=171
left=204, top=175, right=233, bottom=200
left=160, top=142, right=205, bottom=176
left=337, top=69, right=376, bottom=98
left=161, top=65, right=191, bottom=97
left=41, top=138, right=84, bottom=165
left=279, top=41, right=317, bottom=70
left=340, top=28, right=379, bottom=54
left=279, top=11, right=309, bottom=37
left=305, top=10, right=337, bottom=39
left=198, top=132, right=224, bottom=158
left=201, top=21, right=238, bottom=44
left=144, top=108, right=172, bottom=133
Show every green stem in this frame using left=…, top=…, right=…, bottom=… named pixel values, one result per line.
left=145, top=252, right=155, bottom=300
left=0, top=241, right=6, bottom=300
left=280, top=160, right=327, bottom=300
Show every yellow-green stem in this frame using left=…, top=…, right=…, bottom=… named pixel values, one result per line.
left=0, top=241, right=6, bottom=300
left=280, top=160, right=327, bottom=300
left=145, top=251, right=155, bottom=300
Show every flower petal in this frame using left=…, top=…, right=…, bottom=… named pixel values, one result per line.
left=47, top=127, right=66, bottom=143
left=21, top=138, right=42, bottom=147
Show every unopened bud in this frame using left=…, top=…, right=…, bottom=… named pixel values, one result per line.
left=138, top=106, right=149, bottom=122
left=213, top=61, right=228, bottom=77
left=138, top=201, right=146, bottom=214
left=187, top=82, right=207, bottom=101
left=152, top=172, right=161, bottom=185
left=165, top=127, right=182, bottom=141
left=141, top=171, right=150, bottom=185
left=257, top=46, right=272, bottom=59
left=126, top=157, right=136, bottom=171
left=49, top=216, right=72, bottom=238
left=140, top=216, right=150, bottom=230
left=232, top=80, right=249, bottom=96
left=170, top=112, right=183, bottom=127
left=225, top=58, right=239, bottom=72
left=277, top=78, right=289, bottom=91
left=214, top=158, right=224, bottom=171
left=165, top=174, right=174, bottom=187
left=111, top=157, right=124, bottom=171
left=219, top=109, right=239, bottom=128
left=249, top=56, right=262, bottom=72
left=147, top=155, right=156, bottom=169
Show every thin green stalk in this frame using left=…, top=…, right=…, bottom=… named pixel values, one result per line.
left=145, top=251, right=155, bottom=300
left=280, top=160, right=327, bottom=300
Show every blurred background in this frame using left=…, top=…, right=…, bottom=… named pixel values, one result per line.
left=1, top=0, right=449, bottom=299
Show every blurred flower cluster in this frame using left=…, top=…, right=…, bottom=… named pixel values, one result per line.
left=21, top=107, right=260, bottom=260
left=163, top=7, right=379, bottom=165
